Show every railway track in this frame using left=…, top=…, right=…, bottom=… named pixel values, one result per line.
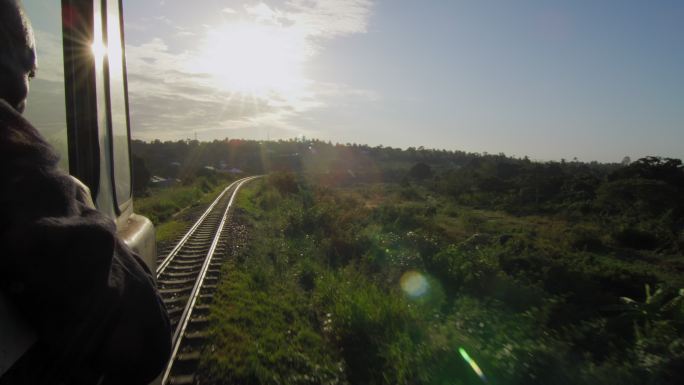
left=155, top=175, right=259, bottom=385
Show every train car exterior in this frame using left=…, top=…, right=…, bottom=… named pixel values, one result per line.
left=0, top=0, right=155, bottom=377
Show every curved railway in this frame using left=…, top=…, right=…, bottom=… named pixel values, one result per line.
left=155, top=175, right=259, bottom=385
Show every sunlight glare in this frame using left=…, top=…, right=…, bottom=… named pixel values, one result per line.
left=193, top=22, right=309, bottom=99
left=91, top=9, right=106, bottom=65
left=91, top=41, right=107, bottom=63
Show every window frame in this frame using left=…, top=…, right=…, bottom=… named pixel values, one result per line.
left=60, top=0, right=133, bottom=216
left=63, top=0, right=101, bottom=195
left=102, top=0, right=134, bottom=214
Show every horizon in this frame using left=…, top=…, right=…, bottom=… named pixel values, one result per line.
left=133, top=135, right=680, bottom=165
left=24, top=1, right=684, bottom=163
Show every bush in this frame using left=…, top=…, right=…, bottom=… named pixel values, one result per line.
left=297, top=260, right=318, bottom=292
left=269, top=172, right=299, bottom=194
left=567, top=225, right=605, bottom=252
left=256, top=187, right=281, bottom=211
left=314, top=272, right=427, bottom=385
left=409, top=162, right=433, bottom=180
left=135, top=176, right=223, bottom=224
left=427, top=244, right=500, bottom=295
left=460, top=210, right=486, bottom=232
left=375, top=203, right=429, bottom=230
left=612, top=227, right=660, bottom=250
left=202, top=168, right=684, bottom=385
left=596, top=178, right=678, bottom=217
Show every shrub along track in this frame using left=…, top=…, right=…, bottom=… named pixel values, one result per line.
left=154, top=176, right=259, bottom=385
left=155, top=183, right=236, bottom=256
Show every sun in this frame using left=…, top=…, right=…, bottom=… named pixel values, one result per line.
left=193, top=22, right=309, bottom=99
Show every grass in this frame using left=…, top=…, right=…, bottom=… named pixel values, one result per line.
left=200, top=180, right=346, bottom=385
left=235, top=181, right=260, bottom=216
left=135, top=175, right=234, bottom=243
left=155, top=220, right=187, bottom=244
left=201, top=257, right=345, bottom=385
left=199, top=173, right=684, bottom=385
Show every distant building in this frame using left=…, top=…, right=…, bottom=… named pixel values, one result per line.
left=150, top=176, right=178, bottom=188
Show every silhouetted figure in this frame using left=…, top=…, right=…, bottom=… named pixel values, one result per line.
left=0, top=1, right=171, bottom=384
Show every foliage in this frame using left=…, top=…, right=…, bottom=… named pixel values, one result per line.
left=409, top=162, right=433, bottom=180
left=131, top=138, right=497, bottom=186
left=200, top=259, right=345, bottom=385
left=155, top=220, right=186, bottom=244
left=135, top=175, right=225, bottom=224
left=131, top=153, right=151, bottom=195
left=134, top=175, right=234, bottom=248
left=198, top=153, right=683, bottom=385
left=268, top=171, right=300, bottom=195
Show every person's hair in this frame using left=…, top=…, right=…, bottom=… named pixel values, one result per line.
left=0, top=0, right=34, bottom=62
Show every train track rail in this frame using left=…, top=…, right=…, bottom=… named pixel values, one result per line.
left=155, top=175, right=259, bottom=385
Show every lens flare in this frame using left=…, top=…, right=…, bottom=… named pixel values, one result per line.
left=400, top=271, right=429, bottom=298
left=459, top=347, right=488, bottom=383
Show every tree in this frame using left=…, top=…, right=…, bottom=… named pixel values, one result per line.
left=131, top=154, right=151, bottom=196
left=409, top=162, right=432, bottom=180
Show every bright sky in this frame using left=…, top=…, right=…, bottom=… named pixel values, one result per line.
left=122, top=0, right=684, bottom=162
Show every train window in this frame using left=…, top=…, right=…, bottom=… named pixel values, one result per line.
left=22, top=1, right=69, bottom=171
left=106, top=0, right=132, bottom=208
left=92, top=0, right=117, bottom=217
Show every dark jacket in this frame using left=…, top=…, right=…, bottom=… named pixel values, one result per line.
left=0, top=99, right=171, bottom=384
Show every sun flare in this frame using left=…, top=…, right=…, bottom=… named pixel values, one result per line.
left=193, top=22, right=309, bottom=99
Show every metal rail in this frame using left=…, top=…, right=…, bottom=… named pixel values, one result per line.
left=157, top=176, right=259, bottom=385
left=155, top=179, right=242, bottom=278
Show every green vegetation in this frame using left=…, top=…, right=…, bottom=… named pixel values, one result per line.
left=135, top=174, right=232, bottom=243
left=154, top=220, right=187, bottom=245
left=130, top=138, right=491, bottom=189
left=199, top=159, right=683, bottom=385
left=131, top=140, right=682, bottom=384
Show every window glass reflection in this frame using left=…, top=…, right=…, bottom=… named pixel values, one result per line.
left=22, top=1, right=69, bottom=171
left=107, top=0, right=132, bottom=206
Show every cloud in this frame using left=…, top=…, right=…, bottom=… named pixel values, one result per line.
left=153, top=15, right=173, bottom=25
left=316, top=82, right=381, bottom=104
left=125, top=38, right=277, bottom=139
left=125, top=0, right=376, bottom=140
left=284, top=0, right=373, bottom=39
left=174, top=25, right=197, bottom=37
left=244, top=3, right=283, bottom=23
left=240, top=1, right=373, bottom=41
